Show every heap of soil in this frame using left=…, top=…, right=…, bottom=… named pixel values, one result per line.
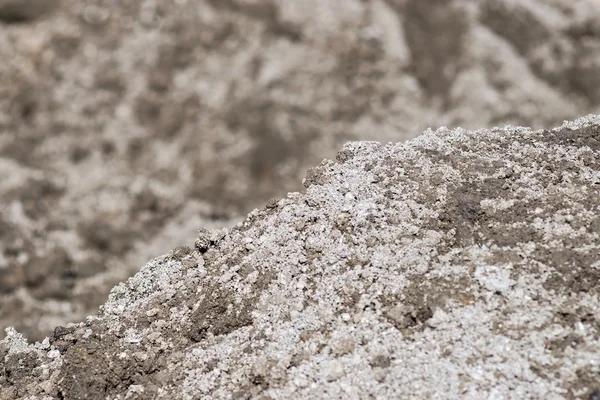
left=1, top=116, right=599, bottom=399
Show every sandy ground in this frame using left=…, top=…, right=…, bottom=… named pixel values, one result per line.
left=1, top=115, right=599, bottom=399
left=0, top=0, right=599, bottom=343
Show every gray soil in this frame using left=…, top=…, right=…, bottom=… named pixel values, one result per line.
left=1, top=115, right=599, bottom=399
left=0, top=0, right=599, bottom=395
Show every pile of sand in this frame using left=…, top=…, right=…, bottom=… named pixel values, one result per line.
left=1, top=115, right=599, bottom=398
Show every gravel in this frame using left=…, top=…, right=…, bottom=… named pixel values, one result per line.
left=1, top=115, right=599, bottom=399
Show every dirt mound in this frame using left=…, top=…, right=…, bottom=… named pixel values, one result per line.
left=0, top=0, right=599, bottom=341
left=2, top=116, right=599, bottom=399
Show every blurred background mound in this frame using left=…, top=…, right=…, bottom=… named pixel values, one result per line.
left=1, top=0, right=599, bottom=341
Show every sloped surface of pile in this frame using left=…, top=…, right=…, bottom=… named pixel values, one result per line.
left=1, top=115, right=599, bottom=399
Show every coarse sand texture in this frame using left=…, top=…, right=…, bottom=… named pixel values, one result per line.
left=1, top=115, right=599, bottom=399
